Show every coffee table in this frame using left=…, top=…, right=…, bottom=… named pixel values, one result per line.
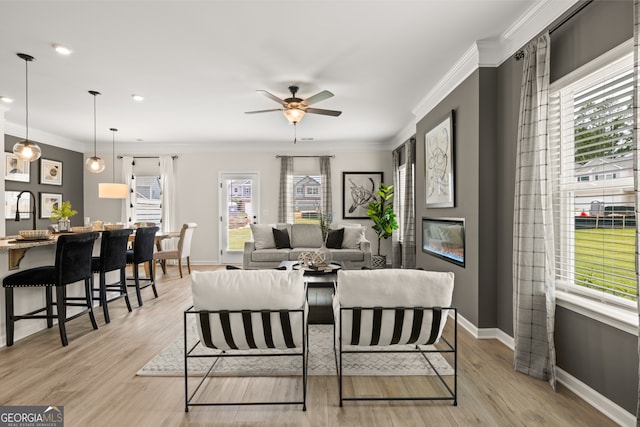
left=278, top=260, right=341, bottom=324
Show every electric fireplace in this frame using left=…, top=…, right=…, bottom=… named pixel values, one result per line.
left=422, top=217, right=465, bottom=267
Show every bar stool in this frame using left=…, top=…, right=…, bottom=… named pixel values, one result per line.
left=126, top=226, right=159, bottom=306
left=91, top=228, right=133, bottom=323
left=3, top=232, right=100, bottom=346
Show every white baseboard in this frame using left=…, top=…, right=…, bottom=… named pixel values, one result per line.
left=556, top=368, right=636, bottom=427
left=452, top=312, right=636, bottom=426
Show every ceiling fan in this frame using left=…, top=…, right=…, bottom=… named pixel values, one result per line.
left=245, top=85, right=342, bottom=126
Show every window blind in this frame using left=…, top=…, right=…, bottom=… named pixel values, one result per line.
left=396, top=165, right=406, bottom=242
left=550, top=56, right=636, bottom=302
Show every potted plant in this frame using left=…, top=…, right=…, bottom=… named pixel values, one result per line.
left=50, top=200, right=77, bottom=232
left=367, top=182, right=398, bottom=268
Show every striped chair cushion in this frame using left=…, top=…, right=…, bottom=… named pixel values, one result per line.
left=334, top=269, right=454, bottom=346
left=191, top=269, right=306, bottom=350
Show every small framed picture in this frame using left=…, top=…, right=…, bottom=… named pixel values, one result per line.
left=5, top=152, right=30, bottom=182
left=342, top=171, right=383, bottom=219
left=40, top=192, right=62, bottom=219
left=5, top=190, right=31, bottom=220
left=40, top=158, right=62, bottom=186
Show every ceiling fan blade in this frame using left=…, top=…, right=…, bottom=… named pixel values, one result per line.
left=304, top=90, right=334, bottom=106
left=257, top=90, right=286, bottom=106
left=245, top=108, right=283, bottom=114
left=306, top=107, right=342, bottom=117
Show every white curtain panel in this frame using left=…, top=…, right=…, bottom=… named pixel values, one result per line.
left=633, top=0, right=640, bottom=420
left=512, top=32, right=557, bottom=390
left=121, top=156, right=134, bottom=225
left=278, top=156, right=294, bottom=224
left=159, top=156, right=176, bottom=234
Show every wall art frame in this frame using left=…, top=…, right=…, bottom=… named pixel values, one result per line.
left=342, top=171, right=383, bottom=219
left=425, top=110, right=455, bottom=208
left=4, top=152, right=30, bottom=182
left=40, top=158, right=62, bottom=186
left=5, top=190, right=31, bottom=220
left=40, top=192, right=62, bottom=219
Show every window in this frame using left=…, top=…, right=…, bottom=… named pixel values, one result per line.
left=293, top=175, right=322, bottom=223
left=549, top=47, right=636, bottom=309
left=396, top=164, right=406, bottom=242
left=134, top=175, right=162, bottom=225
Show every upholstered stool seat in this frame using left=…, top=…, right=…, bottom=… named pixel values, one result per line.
left=3, top=232, right=100, bottom=347
left=91, top=228, right=133, bottom=323
left=126, top=226, right=159, bottom=306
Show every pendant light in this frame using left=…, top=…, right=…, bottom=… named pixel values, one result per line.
left=98, top=128, right=128, bottom=198
left=13, top=53, right=42, bottom=162
left=86, top=90, right=105, bottom=173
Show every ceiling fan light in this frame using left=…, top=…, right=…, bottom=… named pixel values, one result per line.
left=86, top=156, right=106, bottom=173
left=13, top=140, right=41, bottom=161
left=283, top=108, right=305, bottom=124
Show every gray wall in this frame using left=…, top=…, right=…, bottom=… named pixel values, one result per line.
left=416, top=70, right=482, bottom=325
left=494, top=0, right=638, bottom=414
left=4, top=134, right=84, bottom=235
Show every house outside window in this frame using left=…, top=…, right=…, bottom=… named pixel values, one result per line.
left=134, top=175, right=162, bottom=225
left=293, top=175, right=322, bottom=223
left=549, top=46, right=636, bottom=311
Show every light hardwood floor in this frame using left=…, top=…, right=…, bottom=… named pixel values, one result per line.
left=0, top=265, right=618, bottom=427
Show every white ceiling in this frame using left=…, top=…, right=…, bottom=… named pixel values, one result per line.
left=0, top=0, right=574, bottom=154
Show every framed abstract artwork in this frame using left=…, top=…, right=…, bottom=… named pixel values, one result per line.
left=40, top=158, right=62, bottom=185
left=342, top=171, right=383, bottom=219
left=40, top=192, right=62, bottom=219
left=5, top=152, right=30, bottom=182
left=425, top=110, right=454, bottom=208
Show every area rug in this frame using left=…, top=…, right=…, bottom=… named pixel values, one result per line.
left=137, top=324, right=454, bottom=377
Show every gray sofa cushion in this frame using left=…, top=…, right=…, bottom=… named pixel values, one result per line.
left=291, top=224, right=323, bottom=248
left=251, top=223, right=276, bottom=249
left=252, top=248, right=291, bottom=262
left=330, top=249, right=365, bottom=262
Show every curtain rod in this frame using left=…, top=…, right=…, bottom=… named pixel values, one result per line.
left=275, top=155, right=335, bottom=158
left=514, top=0, right=593, bottom=61
left=117, top=155, right=178, bottom=160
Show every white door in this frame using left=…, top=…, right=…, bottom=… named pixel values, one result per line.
left=219, top=172, right=259, bottom=265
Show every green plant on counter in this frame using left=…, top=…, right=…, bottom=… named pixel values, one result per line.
left=50, top=200, right=78, bottom=221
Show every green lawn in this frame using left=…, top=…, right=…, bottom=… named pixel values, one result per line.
left=574, top=228, right=636, bottom=299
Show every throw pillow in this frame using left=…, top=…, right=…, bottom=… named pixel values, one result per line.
left=325, top=228, right=344, bottom=249
left=342, top=225, right=366, bottom=249
left=250, top=223, right=276, bottom=250
left=291, top=224, right=323, bottom=248
left=273, top=227, right=292, bottom=249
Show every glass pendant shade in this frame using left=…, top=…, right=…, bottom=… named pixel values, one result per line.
left=13, top=140, right=41, bottom=161
left=86, top=156, right=105, bottom=173
left=86, top=90, right=105, bottom=173
left=283, top=107, right=305, bottom=124
left=16, top=53, right=41, bottom=162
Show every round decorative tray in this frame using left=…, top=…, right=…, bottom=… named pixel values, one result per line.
left=293, top=263, right=342, bottom=275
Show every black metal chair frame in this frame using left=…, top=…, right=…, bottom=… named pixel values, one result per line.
left=3, top=232, right=100, bottom=346
left=335, top=306, right=457, bottom=406
left=183, top=306, right=308, bottom=412
left=126, top=226, right=159, bottom=306
left=92, top=228, right=133, bottom=323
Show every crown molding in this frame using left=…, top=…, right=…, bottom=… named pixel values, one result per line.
left=400, top=0, right=580, bottom=145
left=5, top=121, right=86, bottom=153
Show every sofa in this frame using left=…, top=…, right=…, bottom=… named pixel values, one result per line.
left=243, top=223, right=371, bottom=270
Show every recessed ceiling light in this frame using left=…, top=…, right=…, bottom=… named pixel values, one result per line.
left=0, top=96, right=14, bottom=104
left=52, top=44, right=72, bottom=55
left=301, top=137, right=314, bottom=141
left=131, top=94, right=144, bottom=102
left=136, top=138, right=144, bottom=142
